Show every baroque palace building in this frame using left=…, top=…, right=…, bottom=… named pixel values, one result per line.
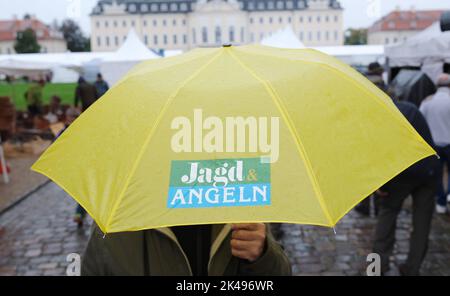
left=90, top=0, right=343, bottom=52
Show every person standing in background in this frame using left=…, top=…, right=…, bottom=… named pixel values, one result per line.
left=25, top=79, right=45, bottom=116
left=74, top=77, right=99, bottom=112
left=94, top=73, right=109, bottom=98
left=420, top=74, right=450, bottom=214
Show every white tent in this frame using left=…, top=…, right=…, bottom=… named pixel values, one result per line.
left=386, top=22, right=450, bottom=82
left=0, top=59, right=54, bottom=77
left=100, top=29, right=160, bottom=85
left=261, top=26, right=305, bottom=49
left=0, top=52, right=114, bottom=82
left=312, top=45, right=385, bottom=67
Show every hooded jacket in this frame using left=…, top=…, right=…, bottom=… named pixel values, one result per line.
left=81, top=224, right=291, bottom=276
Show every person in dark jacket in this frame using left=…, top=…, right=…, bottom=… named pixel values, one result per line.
left=74, top=77, right=99, bottom=112
left=81, top=223, right=291, bottom=276
left=373, top=99, right=439, bottom=276
left=94, top=73, right=109, bottom=98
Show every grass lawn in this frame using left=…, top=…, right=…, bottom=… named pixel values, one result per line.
left=0, top=82, right=77, bottom=110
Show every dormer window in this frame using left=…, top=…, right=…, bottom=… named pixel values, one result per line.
left=129, top=4, right=136, bottom=12
left=141, top=4, right=148, bottom=12
left=161, top=3, right=168, bottom=11
left=170, top=3, right=178, bottom=12
left=151, top=4, right=158, bottom=12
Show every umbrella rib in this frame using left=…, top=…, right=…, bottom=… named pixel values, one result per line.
left=104, top=50, right=224, bottom=232
left=227, top=49, right=335, bottom=227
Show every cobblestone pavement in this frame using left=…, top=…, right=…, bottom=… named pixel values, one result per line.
left=0, top=155, right=48, bottom=212
left=0, top=182, right=449, bottom=276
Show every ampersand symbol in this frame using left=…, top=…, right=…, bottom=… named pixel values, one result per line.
left=246, top=169, right=258, bottom=182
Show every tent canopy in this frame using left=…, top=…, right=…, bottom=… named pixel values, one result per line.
left=386, top=22, right=450, bottom=68
left=104, top=29, right=159, bottom=62
left=261, top=26, right=305, bottom=49
left=0, top=59, right=54, bottom=77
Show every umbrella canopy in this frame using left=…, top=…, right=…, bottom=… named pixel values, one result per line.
left=32, top=45, right=435, bottom=234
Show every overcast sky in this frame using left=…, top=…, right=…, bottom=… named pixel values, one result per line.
left=0, top=0, right=449, bottom=34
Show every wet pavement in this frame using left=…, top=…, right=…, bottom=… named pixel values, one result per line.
left=0, top=182, right=449, bottom=276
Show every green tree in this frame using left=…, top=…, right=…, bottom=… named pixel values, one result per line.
left=14, top=28, right=41, bottom=53
left=345, top=28, right=368, bottom=45
left=59, top=19, right=90, bottom=52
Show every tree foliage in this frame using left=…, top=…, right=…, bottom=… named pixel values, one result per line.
left=59, top=19, right=90, bottom=52
left=345, top=29, right=368, bottom=45
left=14, top=28, right=41, bottom=53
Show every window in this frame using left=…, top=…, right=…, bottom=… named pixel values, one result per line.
left=173, top=35, right=177, bottom=44
left=308, top=16, right=312, bottom=23
left=248, top=2, right=255, bottom=10
left=183, top=34, right=187, bottom=44
left=325, top=31, right=329, bottom=41
left=173, top=19, right=177, bottom=26
left=144, top=35, right=148, bottom=45
left=268, top=1, right=274, bottom=9
left=279, top=17, right=283, bottom=24
left=317, top=31, right=321, bottom=41
left=151, top=4, right=158, bottom=12
left=153, top=20, right=157, bottom=26
left=104, top=21, right=109, bottom=28
left=250, top=33, right=254, bottom=42
left=299, top=32, right=304, bottom=41
left=317, top=16, right=321, bottom=23
left=143, top=20, right=147, bottom=27
left=129, top=4, right=136, bottom=12
left=258, top=1, right=264, bottom=10
left=161, top=4, right=168, bottom=11
left=170, top=3, right=178, bottom=11
left=269, top=17, right=273, bottom=24
left=113, top=21, right=118, bottom=27
left=202, top=27, right=208, bottom=43
left=229, top=26, right=235, bottom=42
left=97, top=36, right=101, bottom=46
left=131, top=20, right=135, bottom=27
left=277, top=1, right=284, bottom=9
left=215, top=26, right=222, bottom=44
left=122, top=20, right=127, bottom=27
left=334, top=31, right=339, bottom=41
left=385, top=37, right=389, bottom=44
left=180, top=3, right=188, bottom=11
left=335, top=15, right=339, bottom=22
left=164, top=34, right=168, bottom=45
left=325, top=15, right=329, bottom=22
left=260, top=17, right=264, bottom=24
left=288, top=17, right=292, bottom=23
left=299, top=16, right=303, bottom=23
left=286, top=1, right=293, bottom=9
left=182, top=19, right=186, bottom=26
left=115, top=36, right=119, bottom=46
left=240, top=27, right=245, bottom=42
left=141, top=4, right=148, bottom=12
left=154, top=35, right=158, bottom=45
left=96, top=21, right=100, bottom=28
left=250, top=17, right=254, bottom=24
left=308, top=31, right=312, bottom=41
left=106, top=36, right=110, bottom=47
left=192, top=28, right=197, bottom=44
left=163, top=20, right=167, bottom=26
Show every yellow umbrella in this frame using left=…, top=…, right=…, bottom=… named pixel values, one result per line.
left=31, top=45, right=435, bottom=234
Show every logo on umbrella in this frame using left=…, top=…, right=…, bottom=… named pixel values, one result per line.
left=167, top=158, right=271, bottom=209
